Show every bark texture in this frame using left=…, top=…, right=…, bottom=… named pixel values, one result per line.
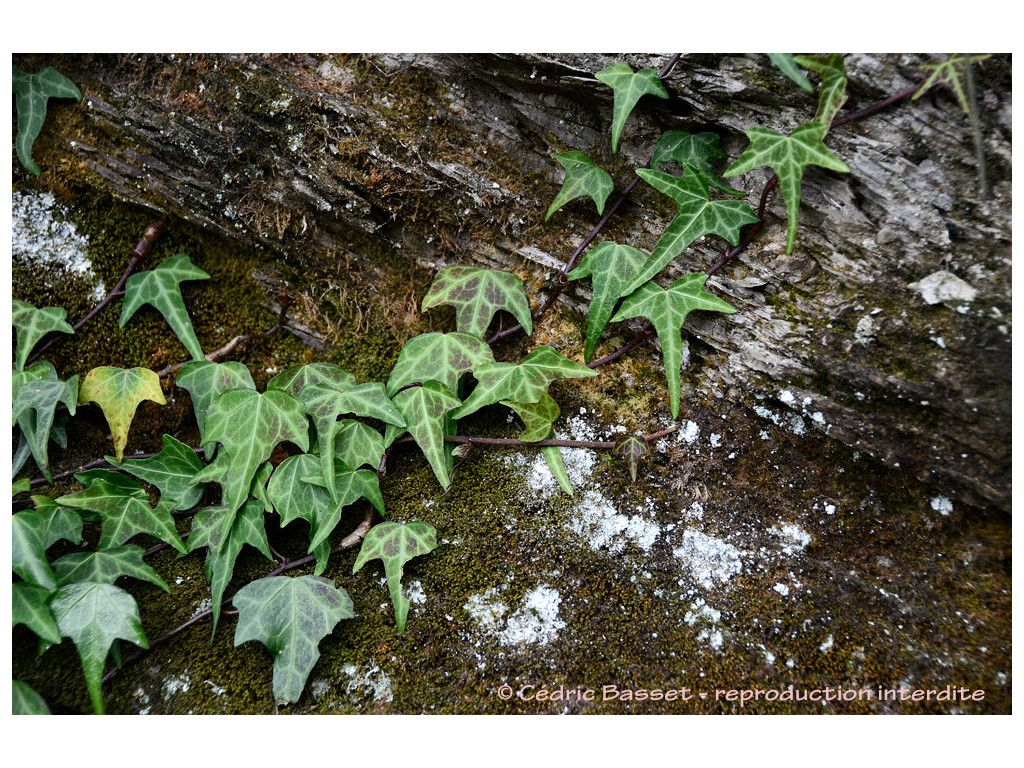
left=17, top=52, right=1012, bottom=513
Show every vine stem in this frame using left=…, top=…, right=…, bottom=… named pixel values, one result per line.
left=443, top=424, right=677, bottom=450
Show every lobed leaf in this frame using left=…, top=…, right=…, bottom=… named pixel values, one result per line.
left=451, top=346, right=598, bottom=421
left=502, top=391, right=561, bottom=443
left=545, top=151, right=614, bottom=221
left=13, top=503, right=83, bottom=590
left=723, top=122, right=849, bottom=254
left=78, top=366, right=166, bottom=462
left=625, top=170, right=759, bottom=295
left=267, top=362, right=357, bottom=400
left=334, top=419, right=386, bottom=471
left=12, top=680, right=51, bottom=715
left=353, top=521, right=437, bottom=634
left=386, top=331, right=495, bottom=397
left=12, top=300, right=74, bottom=371
left=175, top=361, right=256, bottom=444
left=51, top=582, right=148, bottom=715
left=391, top=382, right=463, bottom=490
left=13, top=363, right=78, bottom=481
left=567, top=241, right=649, bottom=362
left=52, top=545, right=170, bottom=592
left=793, top=54, right=848, bottom=128
left=767, top=54, right=814, bottom=93
left=114, top=434, right=205, bottom=511
left=649, top=131, right=744, bottom=196
left=12, top=66, right=82, bottom=176
left=615, top=435, right=648, bottom=482
left=913, top=54, right=993, bottom=115
left=13, top=582, right=62, bottom=645
left=594, top=63, right=669, bottom=153
left=421, top=266, right=533, bottom=338
left=233, top=575, right=354, bottom=704
left=120, top=254, right=210, bottom=361
left=610, top=274, right=736, bottom=418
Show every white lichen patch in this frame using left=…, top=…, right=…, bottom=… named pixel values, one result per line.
left=908, top=270, right=978, bottom=305
left=341, top=663, right=393, bottom=703
left=678, top=420, right=701, bottom=444
left=162, top=672, right=191, bottom=698
left=406, top=579, right=426, bottom=605
left=672, top=529, right=743, bottom=589
left=465, top=584, right=565, bottom=647
left=683, top=598, right=725, bottom=651
left=930, top=496, right=953, bottom=515
left=569, top=489, right=660, bottom=554
left=770, top=523, right=811, bottom=555
left=12, top=191, right=102, bottom=298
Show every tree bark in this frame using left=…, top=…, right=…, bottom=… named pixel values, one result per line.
left=16, top=52, right=1012, bottom=513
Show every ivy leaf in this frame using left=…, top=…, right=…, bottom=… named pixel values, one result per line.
left=567, top=241, right=649, bottom=362
left=188, top=501, right=273, bottom=634
left=56, top=474, right=186, bottom=553
left=767, top=54, right=814, bottom=93
left=267, top=454, right=383, bottom=574
left=175, top=361, right=256, bottom=443
left=624, top=170, right=760, bottom=295
left=649, top=131, right=745, bottom=196
left=594, top=62, right=669, bottom=153
left=12, top=363, right=78, bottom=481
left=615, top=435, right=648, bottom=482
left=386, top=332, right=495, bottom=397
left=502, top=391, right=561, bottom=442
left=542, top=446, right=574, bottom=496
left=723, top=121, right=850, bottom=254
left=610, top=274, right=736, bottom=418
left=120, top=254, right=211, bottom=361
left=267, top=363, right=357, bottom=400
left=421, top=266, right=533, bottom=338
left=51, top=582, right=148, bottom=715
left=12, top=66, right=82, bottom=176
left=793, top=54, right=848, bottom=128
left=78, top=366, right=166, bottom=462
left=114, top=434, right=205, bottom=511
left=335, top=419, right=386, bottom=471
left=233, top=575, right=354, bottom=704
left=391, top=382, right=463, bottom=490
left=451, top=346, right=598, bottom=421
left=12, top=300, right=74, bottom=371
left=13, top=503, right=83, bottom=590
left=13, top=478, right=32, bottom=496
left=545, top=151, right=614, bottom=221
left=913, top=54, right=993, bottom=115
left=353, top=521, right=437, bottom=634
left=52, top=545, right=170, bottom=592
left=12, top=680, right=51, bottom=715
left=194, top=388, right=309, bottom=520
left=13, top=582, right=62, bottom=645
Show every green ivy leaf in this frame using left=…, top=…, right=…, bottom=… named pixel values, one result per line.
left=51, top=581, right=148, bottom=714
left=114, top=434, right=205, bottom=511
left=120, top=254, right=211, bottom=361
left=267, top=363, right=357, bottom=400
left=52, top=545, right=170, bottom=592
left=649, top=131, right=745, bottom=196
left=624, top=170, right=760, bottom=295
left=12, top=66, right=82, bottom=176
left=194, top=388, right=309, bottom=521
left=793, top=54, right=848, bottom=128
left=233, top=575, right=354, bottom=704
left=421, top=266, right=533, bottom=338
left=78, top=366, right=166, bottom=462
left=13, top=362, right=78, bottom=481
left=188, top=501, right=273, bottom=634
left=723, top=121, right=850, bottom=254
left=567, top=241, right=649, bottom=362
left=13, top=503, right=83, bottom=590
left=386, top=332, right=495, bottom=397
left=13, top=680, right=51, bottom=715
left=175, top=361, right=256, bottom=444
left=913, top=54, right=993, bottom=115
left=767, top=54, right=814, bottom=93
left=610, top=274, right=736, bottom=418
left=545, top=151, right=614, bottom=221
left=594, top=62, right=669, bottom=153
left=267, top=454, right=383, bottom=574
left=391, top=382, right=463, bottom=490
left=542, top=446, right=574, bottom=496
left=13, top=478, right=32, bottom=496
left=12, top=300, right=74, bottom=372
left=501, top=391, right=561, bottom=442
left=13, top=583, right=62, bottom=645
left=353, top=521, right=437, bottom=634
left=56, top=474, right=186, bottom=554
left=334, top=419, right=386, bottom=471
left=451, top=346, right=598, bottom=421
left=615, top=435, right=648, bottom=482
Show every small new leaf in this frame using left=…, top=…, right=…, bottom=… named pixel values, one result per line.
left=623, top=170, right=760, bottom=296
left=615, top=435, right=648, bottom=482
left=568, top=241, right=649, bottom=362
left=120, top=254, right=211, bottom=361
left=12, top=300, right=74, bottom=371
left=233, top=575, right=354, bottom=704
left=914, top=54, right=993, bottom=115
left=78, top=366, right=166, bottom=462
left=594, top=63, right=669, bottom=153
left=391, top=382, right=463, bottom=490
left=649, top=131, right=744, bottom=196
left=545, top=151, right=614, bottom=221
left=421, top=266, right=533, bottom=338
left=51, top=582, right=148, bottom=714
left=793, top=54, right=848, bottom=128
left=723, top=122, right=850, bottom=254
left=353, top=521, right=437, bottom=634
left=12, top=66, right=82, bottom=176
left=767, top=54, right=814, bottom=93
left=610, top=274, right=736, bottom=418
left=386, top=332, right=495, bottom=396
